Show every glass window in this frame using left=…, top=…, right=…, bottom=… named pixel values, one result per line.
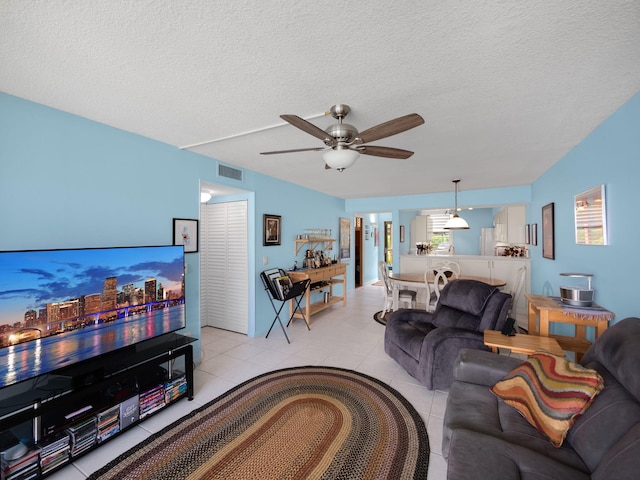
left=429, top=214, right=451, bottom=248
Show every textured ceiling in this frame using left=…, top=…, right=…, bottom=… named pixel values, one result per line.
left=2, top=1, right=639, bottom=199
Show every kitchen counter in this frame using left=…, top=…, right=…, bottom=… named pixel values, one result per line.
left=401, top=253, right=528, bottom=260
left=399, top=254, right=530, bottom=327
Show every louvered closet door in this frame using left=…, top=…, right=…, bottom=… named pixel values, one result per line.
left=201, top=201, right=248, bottom=333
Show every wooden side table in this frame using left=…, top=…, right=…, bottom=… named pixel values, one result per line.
left=288, top=264, right=347, bottom=323
left=484, top=330, right=565, bottom=357
left=525, top=294, right=614, bottom=362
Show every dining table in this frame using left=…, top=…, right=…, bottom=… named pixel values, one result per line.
left=389, top=271, right=507, bottom=311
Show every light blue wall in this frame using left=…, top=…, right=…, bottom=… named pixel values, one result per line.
left=0, top=93, right=350, bottom=360
left=528, top=92, right=640, bottom=324
left=2, top=87, right=638, bottom=354
left=346, top=92, right=640, bottom=325
left=347, top=186, right=531, bottom=271
left=397, top=208, right=495, bottom=256
left=347, top=185, right=531, bottom=213
left=451, top=208, right=496, bottom=255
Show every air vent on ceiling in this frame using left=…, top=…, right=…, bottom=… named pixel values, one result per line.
left=217, top=163, right=244, bottom=182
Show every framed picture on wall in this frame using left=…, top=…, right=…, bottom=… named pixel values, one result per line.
left=173, top=218, right=199, bottom=253
left=542, top=203, right=555, bottom=259
left=263, top=214, right=281, bottom=246
left=339, top=217, right=351, bottom=261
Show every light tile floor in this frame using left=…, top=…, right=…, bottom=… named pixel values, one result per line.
left=49, top=283, right=448, bottom=479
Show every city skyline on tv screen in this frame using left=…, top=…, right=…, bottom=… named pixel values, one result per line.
left=0, top=246, right=185, bottom=329
left=0, top=245, right=186, bottom=389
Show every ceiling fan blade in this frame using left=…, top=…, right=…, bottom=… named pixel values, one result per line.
left=358, top=145, right=414, bottom=159
left=281, top=115, right=337, bottom=146
left=260, top=147, right=326, bottom=155
left=355, top=113, right=425, bottom=144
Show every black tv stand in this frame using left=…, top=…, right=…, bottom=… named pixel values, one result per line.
left=0, top=333, right=197, bottom=478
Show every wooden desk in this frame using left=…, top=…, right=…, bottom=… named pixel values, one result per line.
left=484, top=330, right=565, bottom=357
left=389, top=273, right=506, bottom=311
left=525, top=294, right=614, bottom=362
left=288, top=264, right=347, bottom=323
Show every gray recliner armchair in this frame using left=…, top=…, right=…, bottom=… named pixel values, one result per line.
left=383, top=279, right=512, bottom=390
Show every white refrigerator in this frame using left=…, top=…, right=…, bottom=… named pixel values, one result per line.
left=480, top=228, right=495, bottom=256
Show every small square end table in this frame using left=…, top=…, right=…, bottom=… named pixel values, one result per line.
left=484, top=329, right=565, bottom=357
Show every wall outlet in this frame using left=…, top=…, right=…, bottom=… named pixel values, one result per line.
left=263, top=256, right=268, bottom=265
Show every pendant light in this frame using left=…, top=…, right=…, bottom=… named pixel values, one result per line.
left=444, top=179, right=470, bottom=230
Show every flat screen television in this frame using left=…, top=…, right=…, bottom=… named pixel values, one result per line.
left=0, top=245, right=186, bottom=390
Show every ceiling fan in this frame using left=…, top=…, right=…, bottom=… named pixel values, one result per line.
left=260, top=104, right=425, bottom=171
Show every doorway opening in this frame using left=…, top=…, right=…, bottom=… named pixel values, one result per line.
left=384, top=221, right=393, bottom=268
left=354, top=216, right=363, bottom=287
left=200, top=181, right=251, bottom=335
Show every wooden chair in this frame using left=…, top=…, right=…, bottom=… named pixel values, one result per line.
left=426, top=267, right=458, bottom=312
left=432, top=259, right=461, bottom=276
left=508, top=266, right=527, bottom=318
left=379, top=261, right=416, bottom=312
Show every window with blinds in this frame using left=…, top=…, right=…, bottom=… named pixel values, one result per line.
left=428, top=214, right=451, bottom=248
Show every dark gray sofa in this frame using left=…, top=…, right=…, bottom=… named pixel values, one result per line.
left=384, top=279, right=512, bottom=390
left=443, top=316, right=640, bottom=480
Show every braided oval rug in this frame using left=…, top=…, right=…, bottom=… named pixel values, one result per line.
left=88, top=366, right=429, bottom=480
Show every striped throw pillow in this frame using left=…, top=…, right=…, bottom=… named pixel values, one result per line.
left=490, top=351, right=604, bottom=447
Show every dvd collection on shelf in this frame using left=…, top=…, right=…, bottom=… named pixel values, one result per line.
left=39, top=433, right=69, bottom=477
left=164, top=374, right=188, bottom=404
left=96, top=405, right=120, bottom=443
left=1, top=445, right=40, bottom=480
left=0, top=373, right=187, bottom=480
left=139, top=384, right=166, bottom=420
left=66, top=417, right=97, bottom=458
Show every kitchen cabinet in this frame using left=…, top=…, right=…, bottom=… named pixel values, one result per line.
left=493, top=209, right=507, bottom=243
left=493, top=206, right=526, bottom=244
left=410, top=215, right=433, bottom=245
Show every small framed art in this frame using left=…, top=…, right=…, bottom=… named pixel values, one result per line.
left=263, top=214, right=281, bottom=246
left=542, top=203, right=555, bottom=259
left=173, top=218, right=199, bottom=253
left=339, top=217, right=351, bottom=260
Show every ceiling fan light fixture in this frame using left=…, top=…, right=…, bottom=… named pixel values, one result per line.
left=444, top=179, right=470, bottom=230
left=322, top=148, right=360, bottom=171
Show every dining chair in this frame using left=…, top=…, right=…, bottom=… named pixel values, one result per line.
left=426, top=267, right=459, bottom=312
left=432, top=259, right=461, bottom=277
left=423, top=269, right=435, bottom=312
left=507, top=266, right=527, bottom=318
left=379, top=261, right=416, bottom=312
